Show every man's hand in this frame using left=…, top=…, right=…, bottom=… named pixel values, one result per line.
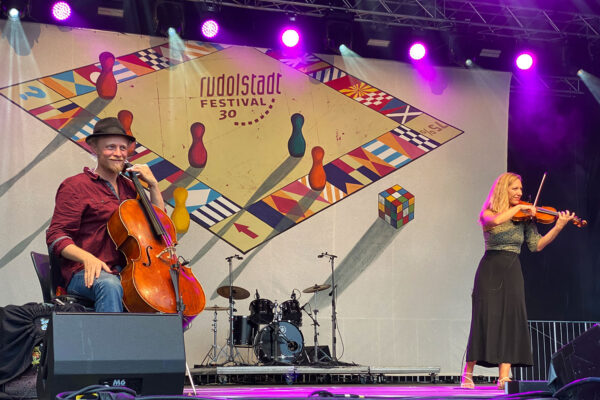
left=81, top=253, right=112, bottom=288
left=126, top=163, right=165, bottom=210
left=127, top=163, right=159, bottom=189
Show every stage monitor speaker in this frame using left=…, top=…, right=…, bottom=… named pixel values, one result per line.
left=506, top=380, right=549, bottom=394
left=37, top=312, right=185, bottom=400
left=298, top=345, right=331, bottom=364
left=549, top=323, right=600, bottom=394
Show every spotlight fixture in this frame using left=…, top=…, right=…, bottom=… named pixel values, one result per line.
left=51, top=1, right=71, bottom=21
left=1, top=0, right=30, bottom=20
left=409, top=42, right=427, bottom=61
left=154, top=0, right=185, bottom=37
left=281, top=28, right=300, bottom=48
left=515, top=52, right=535, bottom=70
left=200, top=19, right=219, bottom=39
left=325, top=13, right=354, bottom=53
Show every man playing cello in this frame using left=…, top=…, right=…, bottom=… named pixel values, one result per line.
left=46, top=117, right=164, bottom=312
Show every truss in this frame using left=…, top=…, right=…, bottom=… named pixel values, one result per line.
left=510, top=74, right=585, bottom=97
left=210, top=0, right=600, bottom=43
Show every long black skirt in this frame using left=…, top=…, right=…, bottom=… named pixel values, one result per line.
left=465, top=250, right=533, bottom=368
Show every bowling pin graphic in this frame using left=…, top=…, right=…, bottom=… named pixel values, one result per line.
left=188, top=122, right=207, bottom=168
left=308, top=146, right=326, bottom=191
left=96, top=52, right=117, bottom=99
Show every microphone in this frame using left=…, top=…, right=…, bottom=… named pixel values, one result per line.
left=291, top=291, right=296, bottom=300
left=255, top=289, right=260, bottom=300
left=234, top=254, right=243, bottom=260
left=318, top=252, right=337, bottom=259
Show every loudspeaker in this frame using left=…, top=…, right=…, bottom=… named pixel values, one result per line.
left=549, top=324, right=600, bottom=393
left=37, top=312, right=185, bottom=400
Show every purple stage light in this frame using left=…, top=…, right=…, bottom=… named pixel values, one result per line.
left=201, top=19, right=219, bottom=39
left=515, top=52, right=534, bottom=70
left=51, top=1, right=71, bottom=21
left=409, top=43, right=426, bottom=60
left=281, top=29, right=300, bottom=48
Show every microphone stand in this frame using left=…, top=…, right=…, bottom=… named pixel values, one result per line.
left=224, top=254, right=243, bottom=364
left=318, top=252, right=339, bottom=363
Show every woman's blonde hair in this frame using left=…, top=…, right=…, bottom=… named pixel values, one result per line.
left=481, top=172, right=522, bottom=214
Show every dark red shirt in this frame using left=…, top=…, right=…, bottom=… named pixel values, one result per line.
left=46, top=167, right=137, bottom=288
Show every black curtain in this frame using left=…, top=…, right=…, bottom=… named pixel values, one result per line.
left=508, top=87, right=600, bottom=321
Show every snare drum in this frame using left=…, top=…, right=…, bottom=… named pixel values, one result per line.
left=232, top=315, right=257, bottom=347
left=249, top=298, right=274, bottom=324
left=280, top=299, right=302, bottom=326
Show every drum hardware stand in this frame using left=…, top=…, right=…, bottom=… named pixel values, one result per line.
left=269, top=301, right=285, bottom=364
left=223, top=254, right=244, bottom=365
left=318, top=251, right=339, bottom=363
left=200, top=308, right=225, bottom=365
left=302, top=291, right=332, bottom=364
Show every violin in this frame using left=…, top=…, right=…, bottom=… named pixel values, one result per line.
left=512, top=201, right=587, bottom=228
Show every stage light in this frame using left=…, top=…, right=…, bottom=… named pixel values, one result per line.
left=281, top=28, right=300, bottom=48
left=465, top=59, right=473, bottom=67
left=2, top=0, right=29, bottom=20
left=409, top=42, right=426, bottom=60
left=339, top=44, right=360, bottom=57
left=51, top=1, right=71, bottom=21
left=7, top=7, right=18, bottom=19
left=515, top=52, right=535, bottom=70
left=201, top=19, right=219, bottom=38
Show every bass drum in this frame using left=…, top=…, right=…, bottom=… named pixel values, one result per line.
left=253, top=321, right=304, bottom=364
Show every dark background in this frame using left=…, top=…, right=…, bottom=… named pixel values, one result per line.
left=509, top=91, right=600, bottom=321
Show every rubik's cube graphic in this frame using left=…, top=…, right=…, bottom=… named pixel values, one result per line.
left=378, top=184, right=415, bottom=228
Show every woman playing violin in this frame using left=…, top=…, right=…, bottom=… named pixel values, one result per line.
left=461, top=172, right=575, bottom=390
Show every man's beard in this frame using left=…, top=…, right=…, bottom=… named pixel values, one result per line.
left=106, top=159, right=125, bottom=174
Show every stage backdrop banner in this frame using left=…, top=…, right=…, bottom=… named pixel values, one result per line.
left=0, top=21, right=509, bottom=375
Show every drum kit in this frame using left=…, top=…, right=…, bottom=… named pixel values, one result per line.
left=201, top=253, right=340, bottom=366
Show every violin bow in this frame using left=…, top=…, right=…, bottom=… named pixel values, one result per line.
left=531, top=171, right=547, bottom=210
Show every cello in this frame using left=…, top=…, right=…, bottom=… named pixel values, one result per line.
left=107, top=162, right=205, bottom=325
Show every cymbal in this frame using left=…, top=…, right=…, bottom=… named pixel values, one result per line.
left=217, top=285, right=250, bottom=300
left=302, top=284, right=331, bottom=293
left=204, top=305, right=229, bottom=311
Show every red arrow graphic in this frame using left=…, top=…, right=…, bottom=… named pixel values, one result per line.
left=234, top=223, right=258, bottom=239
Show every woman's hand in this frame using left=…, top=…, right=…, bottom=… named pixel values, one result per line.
left=517, top=203, right=537, bottom=216
left=555, top=210, right=576, bottom=229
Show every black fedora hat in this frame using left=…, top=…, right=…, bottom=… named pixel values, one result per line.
left=85, top=117, right=136, bottom=144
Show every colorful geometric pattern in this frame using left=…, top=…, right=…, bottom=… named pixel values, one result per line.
left=0, top=39, right=462, bottom=253
left=134, top=49, right=171, bottom=71
left=392, top=126, right=440, bottom=152
left=378, top=184, right=415, bottom=229
left=308, top=67, right=347, bottom=83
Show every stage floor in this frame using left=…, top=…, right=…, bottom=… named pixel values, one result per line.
left=183, top=384, right=506, bottom=399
